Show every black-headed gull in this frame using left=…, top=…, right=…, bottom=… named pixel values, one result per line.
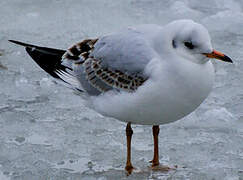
left=9, top=19, right=232, bottom=175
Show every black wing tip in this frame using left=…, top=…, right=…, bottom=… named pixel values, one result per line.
left=9, top=40, right=34, bottom=48
left=9, top=39, right=24, bottom=45
left=9, top=40, right=17, bottom=43
left=9, top=39, right=84, bottom=92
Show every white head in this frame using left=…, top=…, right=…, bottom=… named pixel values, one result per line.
left=164, top=20, right=232, bottom=64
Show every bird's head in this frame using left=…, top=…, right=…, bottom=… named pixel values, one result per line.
left=165, top=19, right=233, bottom=64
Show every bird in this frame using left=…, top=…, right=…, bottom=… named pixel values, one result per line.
left=9, top=19, right=233, bottom=175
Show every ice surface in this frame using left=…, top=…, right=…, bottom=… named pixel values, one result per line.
left=0, top=0, right=243, bottom=179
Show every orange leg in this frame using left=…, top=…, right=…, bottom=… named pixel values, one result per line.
left=125, top=122, right=134, bottom=175
left=150, top=125, right=173, bottom=171
left=151, top=125, right=160, bottom=166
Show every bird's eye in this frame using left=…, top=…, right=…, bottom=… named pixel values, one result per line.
left=184, top=42, right=194, bottom=49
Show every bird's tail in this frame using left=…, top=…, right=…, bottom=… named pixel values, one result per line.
left=9, top=40, right=83, bottom=92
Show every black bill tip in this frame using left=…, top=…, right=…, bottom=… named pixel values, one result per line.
left=222, top=55, right=233, bottom=63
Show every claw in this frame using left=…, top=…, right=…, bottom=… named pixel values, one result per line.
left=125, top=164, right=134, bottom=176
left=149, top=159, right=159, bottom=166
left=150, top=164, right=177, bottom=172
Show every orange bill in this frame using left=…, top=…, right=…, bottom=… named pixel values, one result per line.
left=203, top=50, right=233, bottom=63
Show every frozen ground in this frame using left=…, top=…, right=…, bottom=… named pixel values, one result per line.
left=0, top=0, right=243, bottom=179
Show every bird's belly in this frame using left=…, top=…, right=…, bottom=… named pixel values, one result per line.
left=93, top=61, right=214, bottom=125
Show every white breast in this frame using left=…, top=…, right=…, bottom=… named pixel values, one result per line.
left=92, top=59, right=214, bottom=125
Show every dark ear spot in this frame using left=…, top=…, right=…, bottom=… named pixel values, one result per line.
left=172, top=40, right=177, bottom=48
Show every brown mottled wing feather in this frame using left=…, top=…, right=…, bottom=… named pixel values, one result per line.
left=84, top=58, right=146, bottom=92
left=62, top=39, right=147, bottom=93
left=64, top=39, right=98, bottom=60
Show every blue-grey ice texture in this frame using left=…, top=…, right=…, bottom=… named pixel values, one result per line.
left=0, top=0, right=243, bottom=179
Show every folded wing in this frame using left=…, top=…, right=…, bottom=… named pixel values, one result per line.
left=10, top=30, right=153, bottom=95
